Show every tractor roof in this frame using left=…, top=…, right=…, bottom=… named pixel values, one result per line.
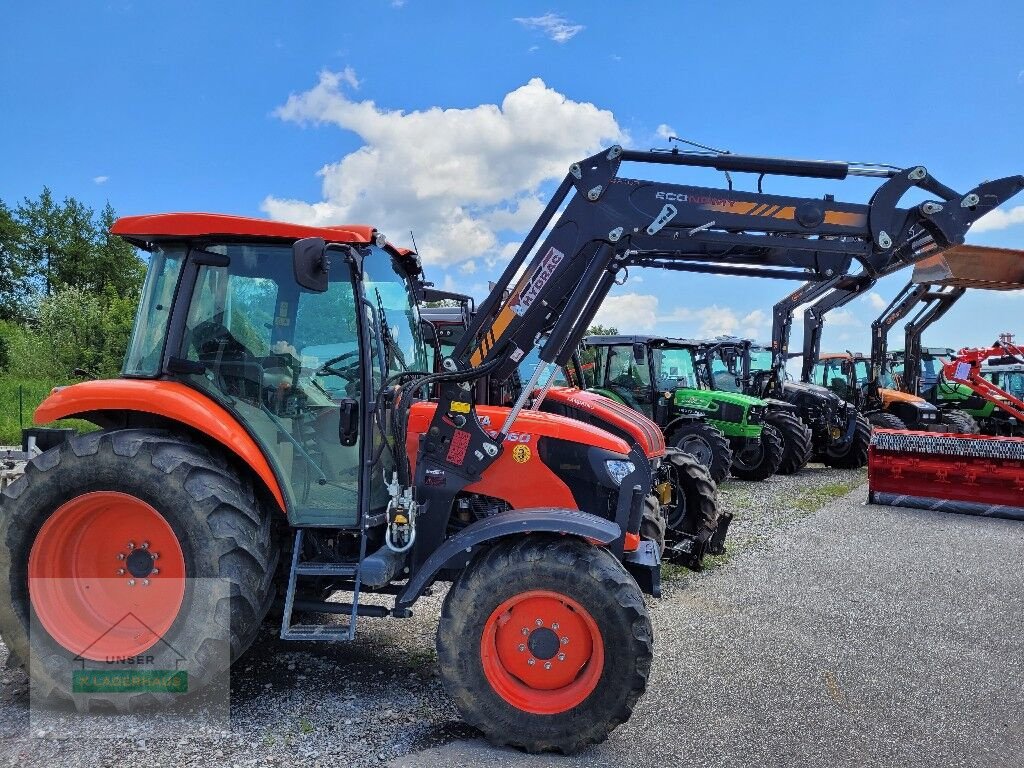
left=111, top=212, right=419, bottom=263
left=818, top=352, right=868, bottom=361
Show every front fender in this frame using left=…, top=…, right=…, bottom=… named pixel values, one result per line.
left=394, top=509, right=619, bottom=609
left=34, top=379, right=286, bottom=511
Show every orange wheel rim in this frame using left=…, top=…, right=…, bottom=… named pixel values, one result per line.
left=480, top=589, right=604, bottom=715
left=28, top=492, right=186, bottom=660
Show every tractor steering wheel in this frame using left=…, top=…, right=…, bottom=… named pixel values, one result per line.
left=316, top=350, right=361, bottom=380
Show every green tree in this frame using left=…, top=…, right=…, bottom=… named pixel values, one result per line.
left=0, top=200, right=31, bottom=322
left=587, top=323, right=619, bottom=336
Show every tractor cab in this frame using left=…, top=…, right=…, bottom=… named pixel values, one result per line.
left=117, top=214, right=428, bottom=527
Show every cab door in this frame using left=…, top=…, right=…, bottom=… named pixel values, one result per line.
left=178, top=243, right=366, bottom=527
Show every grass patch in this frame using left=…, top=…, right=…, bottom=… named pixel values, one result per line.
left=792, top=479, right=864, bottom=513
left=0, top=377, right=94, bottom=445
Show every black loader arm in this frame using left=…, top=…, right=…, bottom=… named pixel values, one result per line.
left=901, top=285, right=966, bottom=395
left=407, top=144, right=1023, bottom=568
left=870, top=281, right=966, bottom=394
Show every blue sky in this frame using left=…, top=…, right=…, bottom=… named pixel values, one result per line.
left=4, top=1, right=1024, bottom=358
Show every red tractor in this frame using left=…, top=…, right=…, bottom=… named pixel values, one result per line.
left=1, top=146, right=1018, bottom=752
left=942, top=335, right=1024, bottom=423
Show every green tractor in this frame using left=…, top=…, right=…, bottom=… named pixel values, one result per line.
left=580, top=336, right=783, bottom=483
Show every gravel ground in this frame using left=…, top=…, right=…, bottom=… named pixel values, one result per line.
left=6, top=462, right=1013, bottom=768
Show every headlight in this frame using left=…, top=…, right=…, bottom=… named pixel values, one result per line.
left=605, top=460, right=635, bottom=486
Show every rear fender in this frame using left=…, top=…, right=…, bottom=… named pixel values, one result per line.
left=394, top=509, right=619, bottom=609
left=34, top=379, right=287, bottom=511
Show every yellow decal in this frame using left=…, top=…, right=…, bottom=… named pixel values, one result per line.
left=512, top=444, right=532, bottom=463
left=450, top=401, right=471, bottom=414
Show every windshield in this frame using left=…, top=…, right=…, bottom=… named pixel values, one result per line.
left=361, top=246, right=428, bottom=382
left=652, top=347, right=696, bottom=390
left=749, top=349, right=773, bottom=373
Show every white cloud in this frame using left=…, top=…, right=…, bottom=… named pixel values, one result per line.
left=828, top=309, right=860, bottom=327
left=458, top=260, right=477, bottom=274
left=265, top=72, right=623, bottom=267
left=594, top=293, right=659, bottom=331
left=972, top=204, right=1024, bottom=233
left=656, top=124, right=675, bottom=140
left=93, top=175, right=109, bottom=185
left=865, top=291, right=886, bottom=311
left=514, top=13, right=584, bottom=43
left=658, top=304, right=768, bottom=339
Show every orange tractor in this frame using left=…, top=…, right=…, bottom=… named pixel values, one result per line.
left=1, top=145, right=1018, bottom=752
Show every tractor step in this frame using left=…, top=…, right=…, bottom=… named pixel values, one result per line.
left=280, top=528, right=372, bottom=643
left=291, top=599, right=390, bottom=617
left=281, top=624, right=356, bottom=641
left=294, top=562, right=359, bottom=577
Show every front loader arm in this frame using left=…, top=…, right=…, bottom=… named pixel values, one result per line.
left=900, top=284, right=966, bottom=395
left=407, top=145, right=1022, bottom=568
left=944, top=344, right=1024, bottom=422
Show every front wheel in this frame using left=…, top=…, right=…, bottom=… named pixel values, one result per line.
left=667, top=422, right=733, bottom=484
left=867, top=411, right=907, bottom=430
left=823, top=412, right=871, bottom=469
left=659, top=449, right=720, bottom=568
left=942, top=409, right=981, bottom=434
left=729, top=425, right=784, bottom=481
left=765, top=411, right=813, bottom=475
left=436, top=535, right=652, bottom=754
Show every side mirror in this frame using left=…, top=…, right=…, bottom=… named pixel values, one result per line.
left=293, top=237, right=329, bottom=293
left=632, top=343, right=646, bottom=364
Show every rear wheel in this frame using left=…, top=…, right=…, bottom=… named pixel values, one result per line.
left=436, top=535, right=652, bottom=754
left=765, top=411, right=813, bottom=475
left=659, top=449, right=719, bottom=568
left=942, top=409, right=980, bottom=434
left=667, top=422, right=733, bottom=484
left=823, top=413, right=871, bottom=469
left=729, top=425, right=784, bottom=481
left=867, top=411, right=907, bottom=430
left=0, top=429, right=278, bottom=711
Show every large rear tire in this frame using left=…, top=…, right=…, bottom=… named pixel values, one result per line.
left=0, top=429, right=278, bottom=711
left=436, top=535, right=652, bottom=754
left=659, top=449, right=719, bottom=568
left=765, top=411, right=813, bottom=475
left=667, top=422, right=733, bottom=484
left=823, top=413, right=871, bottom=469
left=729, top=425, right=784, bottom=481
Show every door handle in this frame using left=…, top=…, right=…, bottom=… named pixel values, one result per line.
left=339, top=398, right=359, bottom=446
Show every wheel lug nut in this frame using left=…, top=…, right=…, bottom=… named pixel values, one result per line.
left=551, top=623, right=559, bottom=631
left=142, top=579, right=150, bottom=586
left=527, top=658, right=535, bottom=666
left=116, top=553, right=125, bottom=560
left=558, top=653, right=566, bottom=661
left=543, top=662, right=552, bottom=670
left=116, top=569, right=125, bottom=576
left=521, top=627, right=529, bottom=636
left=151, top=568, right=159, bottom=575
left=518, top=644, right=526, bottom=652
left=534, top=618, right=543, bottom=627
left=127, top=541, right=135, bottom=550
left=151, top=552, right=159, bottom=560
left=561, top=636, right=569, bottom=645
left=141, top=542, right=149, bottom=550
left=127, top=579, right=136, bottom=586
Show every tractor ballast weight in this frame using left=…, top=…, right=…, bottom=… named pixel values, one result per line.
left=2, top=147, right=1020, bottom=753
